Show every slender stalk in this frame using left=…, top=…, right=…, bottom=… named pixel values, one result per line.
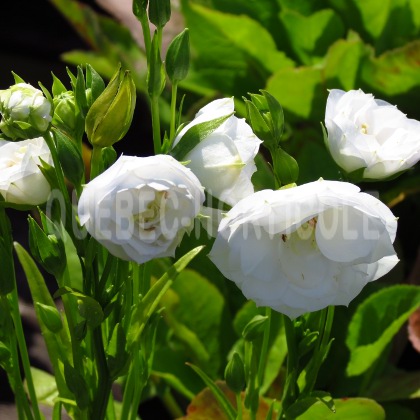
left=257, top=307, right=272, bottom=391
left=121, top=361, right=136, bottom=420
left=151, top=96, right=161, bottom=154
left=138, top=12, right=152, bottom=61
left=162, top=388, right=184, bottom=419
left=8, top=287, right=42, bottom=420
left=235, top=392, right=243, bottom=420
left=278, top=315, right=298, bottom=419
left=90, top=146, right=103, bottom=180
left=169, top=82, right=178, bottom=141
left=91, top=326, right=112, bottom=420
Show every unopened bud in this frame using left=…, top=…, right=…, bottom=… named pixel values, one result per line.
left=36, top=303, right=63, bottom=333
left=225, top=352, right=246, bottom=393
left=242, top=315, right=268, bottom=342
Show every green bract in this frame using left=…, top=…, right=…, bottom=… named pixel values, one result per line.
left=0, top=83, right=52, bottom=140
left=85, top=67, right=136, bottom=148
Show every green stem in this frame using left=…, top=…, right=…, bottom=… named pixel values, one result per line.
left=169, top=82, right=178, bottom=142
left=121, top=360, right=136, bottom=420
left=90, top=146, right=103, bottom=180
left=236, top=392, right=243, bottom=420
left=43, top=131, right=70, bottom=204
left=162, top=388, right=184, bottom=419
left=257, top=307, right=271, bottom=391
left=278, top=315, right=298, bottom=418
left=151, top=96, right=161, bottom=154
left=91, top=326, right=112, bottom=420
left=8, top=287, right=42, bottom=420
left=138, top=13, right=152, bottom=61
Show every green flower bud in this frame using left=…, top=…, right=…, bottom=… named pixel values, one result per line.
left=246, top=91, right=284, bottom=152
left=28, top=216, right=66, bottom=277
left=166, top=29, right=190, bottom=83
left=0, top=83, right=52, bottom=140
left=149, top=0, right=171, bottom=28
left=242, top=315, right=268, bottom=342
left=52, top=91, right=76, bottom=136
left=36, top=303, right=63, bottom=333
left=225, top=352, right=246, bottom=394
left=85, top=67, right=136, bottom=148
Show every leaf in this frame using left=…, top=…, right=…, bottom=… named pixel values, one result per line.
left=367, top=370, right=420, bottom=401
left=361, top=40, right=420, bottom=99
left=280, top=9, right=345, bottom=65
left=186, top=367, right=236, bottom=420
left=170, top=113, right=232, bottom=161
left=160, top=269, right=225, bottom=376
left=352, top=0, right=392, bottom=40
left=346, top=285, right=420, bottom=377
left=24, top=368, right=59, bottom=407
left=181, top=1, right=293, bottom=96
left=294, top=397, right=385, bottom=419
left=179, top=379, right=275, bottom=419
left=127, top=246, right=204, bottom=348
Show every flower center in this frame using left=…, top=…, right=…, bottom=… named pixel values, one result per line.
left=133, top=190, right=168, bottom=231
left=360, top=122, right=368, bottom=134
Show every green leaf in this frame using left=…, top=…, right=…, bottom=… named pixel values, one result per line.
left=187, top=364, right=236, bottom=420
left=75, top=66, right=88, bottom=118
left=85, top=64, right=105, bottom=105
left=64, top=362, right=89, bottom=409
left=352, top=0, right=392, bottom=40
left=272, top=147, right=299, bottom=185
left=286, top=392, right=335, bottom=418
left=127, top=246, right=204, bottom=348
left=106, top=323, right=129, bottom=379
left=51, top=73, right=68, bottom=97
left=170, top=113, right=232, bottom=161
left=161, top=269, right=226, bottom=376
left=295, top=397, right=385, bottom=419
left=25, top=368, right=59, bottom=407
left=181, top=2, right=293, bottom=96
left=152, top=370, right=195, bottom=400
left=346, top=285, right=420, bottom=377
left=280, top=9, right=345, bottom=65
left=367, top=370, right=420, bottom=402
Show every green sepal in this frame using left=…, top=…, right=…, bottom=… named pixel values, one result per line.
left=106, top=323, right=129, bottom=379
left=74, top=66, right=88, bottom=119
left=53, top=129, right=84, bottom=188
left=101, top=146, right=117, bottom=171
left=148, top=0, right=171, bottom=28
left=85, top=64, right=105, bottom=106
left=36, top=303, right=63, bottom=333
left=38, top=156, right=60, bottom=192
left=244, top=98, right=271, bottom=142
left=225, top=352, right=246, bottom=394
left=166, top=29, right=190, bottom=83
left=272, top=147, right=299, bottom=186
left=28, top=215, right=66, bottom=277
left=51, top=73, right=68, bottom=97
left=170, top=113, right=233, bottom=161
left=261, top=90, right=284, bottom=142
left=242, top=315, right=268, bottom=342
left=147, top=33, right=166, bottom=98
left=11, top=72, right=25, bottom=84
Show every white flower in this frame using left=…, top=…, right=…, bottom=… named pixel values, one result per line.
left=209, top=179, right=399, bottom=319
left=0, top=137, right=53, bottom=205
left=78, top=154, right=205, bottom=264
left=0, top=83, right=52, bottom=140
left=173, top=98, right=262, bottom=206
left=325, top=89, right=420, bottom=180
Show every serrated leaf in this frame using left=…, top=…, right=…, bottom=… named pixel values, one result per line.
left=346, top=285, right=420, bottom=377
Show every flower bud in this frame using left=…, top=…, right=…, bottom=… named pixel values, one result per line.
left=242, top=315, right=268, bottom=342
left=36, top=303, right=63, bottom=333
left=52, top=91, right=76, bottom=136
left=166, top=29, right=190, bottom=84
left=225, top=352, right=246, bottom=394
left=0, top=83, right=52, bottom=140
left=85, top=67, right=136, bottom=148
left=149, top=0, right=171, bottom=28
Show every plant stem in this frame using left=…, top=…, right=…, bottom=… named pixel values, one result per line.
left=278, top=315, right=298, bottom=419
left=90, top=146, right=103, bottom=180
left=236, top=392, right=243, bottom=420
left=257, top=307, right=271, bottom=392
left=162, top=388, right=184, bottom=419
left=8, top=286, right=42, bottom=420
left=91, top=326, right=112, bottom=420
left=138, top=12, right=152, bottom=61
left=169, top=82, right=178, bottom=142
left=151, top=96, right=161, bottom=154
